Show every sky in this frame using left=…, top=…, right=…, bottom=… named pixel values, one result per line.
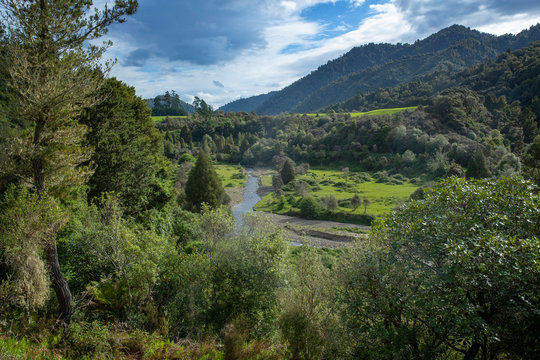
left=97, top=0, right=540, bottom=107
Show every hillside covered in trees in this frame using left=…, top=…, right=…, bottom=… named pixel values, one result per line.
left=146, top=91, right=196, bottom=116
left=220, top=24, right=540, bottom=114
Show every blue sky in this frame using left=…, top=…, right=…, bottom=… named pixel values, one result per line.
left=98, top=0, right=540, bottom=107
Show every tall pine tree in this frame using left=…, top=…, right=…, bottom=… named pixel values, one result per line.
left=184, top=150, right=227, bottom=212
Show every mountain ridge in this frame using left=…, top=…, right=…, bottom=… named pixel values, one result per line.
left=219, top=24, right=540, bottom=114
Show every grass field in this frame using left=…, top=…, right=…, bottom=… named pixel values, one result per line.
left=254, top=169, right=418, bottom=216
left=151, top=115, right=188, bottom=122
left=260, top=174, right=274, bottom=187
left=214, top=164, right=247, bottom=188
left=305, top=106, right=417, bottom=118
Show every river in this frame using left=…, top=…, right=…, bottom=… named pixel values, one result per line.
left=232, top=168, right=261, bottom=228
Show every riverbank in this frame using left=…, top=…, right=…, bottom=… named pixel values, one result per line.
left=231, top=167, right=370, bottom=248
left=257, top=212, right=369, bottom=248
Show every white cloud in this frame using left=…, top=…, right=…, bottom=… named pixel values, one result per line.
left=105, top=0, right=540, bottom=107
left=475, top=13, right=540, bottom=35
left=280, top=1, right=297, bottom=13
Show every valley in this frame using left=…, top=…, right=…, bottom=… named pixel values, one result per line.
left=1, top=5, right=539, bottom=358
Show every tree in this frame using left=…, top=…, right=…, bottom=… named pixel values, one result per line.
left=0, top=186, right=64, bottom=323
left=80, top=78, right=171, bottom=215
left=299, top=196, right=319, bottom=219
left=279, top=246, right=341, bottom=360
left=0, top=0, right=137, bottom=325
left=466, top=149, right=490, bottom=179
left=321, top=195, right=338, bottom=211
left=280, top=159, right=296, bottom=185
left=272, top=174, right=284, bottom=191
left=522, top=134, right=540, bottom=185
left=362, top=198, right=371, bottom=214
left=184, top=150, right=227, bottom=212
left=339, top=177, right=540, bottom=358
left=193, top=96, right=213, bottom=119
left=351, top=194, right=361, bottom=211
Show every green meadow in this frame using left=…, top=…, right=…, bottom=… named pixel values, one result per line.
left=214, top=164, right=247, bottom=188
left=254, top=168, right=418, bottom=217
left=151, top=115, right=188, bottom=122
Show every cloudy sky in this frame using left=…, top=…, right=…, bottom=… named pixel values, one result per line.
left=99, top=0, right=540, bottom=107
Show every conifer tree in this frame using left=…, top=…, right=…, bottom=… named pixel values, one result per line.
left=184, top=150, right=226, bottom=212
left=281, top=159, right=296, bottom=185
left=0, top=0, right=137, bottom=325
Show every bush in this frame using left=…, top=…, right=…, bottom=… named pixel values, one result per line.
left=299, top=196, right=319, bottom=219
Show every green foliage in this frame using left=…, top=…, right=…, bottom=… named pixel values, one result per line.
left=81, top=78, right=172, bottom=215
left=151, top=90, right=193, bottom=116
left=60, top=194, right=177, bottom=322
left=299, top=196, right=319, bottom=219
left=179, top=152, right=197, bottom=164
left=160, top=210, right=287, bottom=339
left=522, top=134, right=540, bottom=185
left=0, top=186, right=65, bottom=319
left=184, top=151, right=227, bottom=212
left=280, top=159, right=296, bottom=185
left=466, top=149, right=490, bottom=178
left=340, top=176, right=540, bottom=358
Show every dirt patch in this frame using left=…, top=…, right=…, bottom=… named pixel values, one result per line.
left=226, top=187, right=244, bottom=207
left=256, top=212, right=369, bottom=248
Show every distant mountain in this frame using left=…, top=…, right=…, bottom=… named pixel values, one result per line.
left=221, top=24, right=540, bottom=114
left=331, top=40, right=540, bottom=127
left=219, top=91, right=277, bottom=113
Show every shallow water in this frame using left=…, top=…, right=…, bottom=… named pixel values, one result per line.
left=232, top=168, right=260, bottom=228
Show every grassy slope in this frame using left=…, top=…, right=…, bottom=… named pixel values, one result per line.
left=305, top=106, right=417, bottom=117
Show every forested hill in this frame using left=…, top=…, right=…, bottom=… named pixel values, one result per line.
left=219, top=91, right=277, bottom=112
left=222, top=24, right=540, bottom=115
left=332, top=40, right=540, bottom=125
left=146, top=91, right=196, bottom=115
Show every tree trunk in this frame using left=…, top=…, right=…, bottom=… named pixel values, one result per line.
left=464, top=342, right=481, bottom=360
left=33, top=116, right=73, bottom=326
left=46, top=241, right=73, bottom=325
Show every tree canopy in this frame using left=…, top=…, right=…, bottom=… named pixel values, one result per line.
left=340, top=176, right=540, bottom=359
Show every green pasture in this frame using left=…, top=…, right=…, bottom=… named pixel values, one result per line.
left=151, top=115, right=188, bottom=122
left=215, top=164, right=247, bottom=188
left=255, top=168, right=418, bottom=216
left=305, top=106, right=417, bottom=118
left=260, top=174, right=274, bottom=187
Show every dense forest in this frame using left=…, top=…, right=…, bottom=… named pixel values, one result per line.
left=0, top=1, right=539, bottom=359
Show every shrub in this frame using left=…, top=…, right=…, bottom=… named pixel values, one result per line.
left=299, top=196, right=319, bottom=219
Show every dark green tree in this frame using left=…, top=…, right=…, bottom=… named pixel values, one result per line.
left=351, top=194, right=361, bottom=211
left=193, top=96, right=214, bottom=119
left=466, top=149, right=490, bottom=179
left=80, top=78, right=171, bottom=215
left=184, top=150, right=226, bottom=212
left=299, top=196, right=319, bottom=219
left=522, top=134, right=540, bottom=185
left=280, top=159, right=296, bottom=185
